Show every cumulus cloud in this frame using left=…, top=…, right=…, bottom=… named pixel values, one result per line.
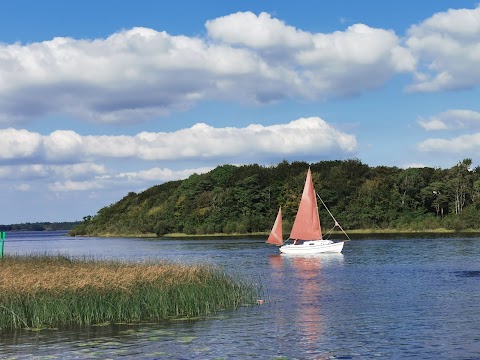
left=0, top=160, right=212, bottom=193
left=0, top=117, right=356, bottom=164
left=49, top=179, right=105, bottom=192
left=296, top=23, right=415, bottom=97
left=48, top=166, right=213, bottom=192
left=44, top=130, right=84, bottom=161
left=418, top=133, right=480, bottom=153
left=416, top=108, right=480, bottom=162
left=0, top=128, right=42, bottom=159
left=130, top=117, right=357, bottom=161
left=0, top=28, right=219, bottom=124
left=52, top=163, right=107, bottom=179
left=206, top=11, right=313, bottom=49
left=3, top=8, right=480, bottom=125
left=0, top=163, right=106, bottom=181
left=406, top=5, right=480, bottom=92
left=0, top=116, right=356, bottom=194
left=0, top=12, right=414, bottom=125
left=418, top=109, right=480, bottom=131
left=113, top=167, right=213, bottom=182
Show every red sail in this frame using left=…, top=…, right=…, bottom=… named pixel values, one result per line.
left=266, top=207, right=283, bottom=245
left=289, top=168, right=322, bottom=240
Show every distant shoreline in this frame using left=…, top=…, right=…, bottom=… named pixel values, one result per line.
left=0, top=222, right=79, bottom=232
left=68, top=228, right=480, bottom=239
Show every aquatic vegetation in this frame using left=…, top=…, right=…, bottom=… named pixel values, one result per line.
left=0, top=255, right=257, bottom=331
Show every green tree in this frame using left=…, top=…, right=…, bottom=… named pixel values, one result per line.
left=448, top=159, right=473, bottom=215
left=422, top=181, right=449, bottom=217
left=396, top=168, right=425, bottom=210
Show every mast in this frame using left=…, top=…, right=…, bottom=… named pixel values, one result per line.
left=289, top=168, right=322, bottom=240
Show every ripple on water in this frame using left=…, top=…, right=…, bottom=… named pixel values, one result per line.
left=2, top=234, right=480, bottom=359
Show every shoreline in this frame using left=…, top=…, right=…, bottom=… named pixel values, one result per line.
left=68, top=228, right=480, bottom=239
left=5, top=227, right=478, bottom=238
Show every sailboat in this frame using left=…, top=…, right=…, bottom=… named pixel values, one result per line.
left=266, top=167, right=348, bottom=254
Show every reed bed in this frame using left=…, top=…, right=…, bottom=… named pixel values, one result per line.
left=0, top=255, right=258, bottom=331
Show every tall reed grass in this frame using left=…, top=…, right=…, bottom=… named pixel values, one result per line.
left=0, top=255, right=258, bottom=331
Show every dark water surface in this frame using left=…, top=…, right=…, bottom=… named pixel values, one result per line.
left=1, top=231, right=480, bottom=359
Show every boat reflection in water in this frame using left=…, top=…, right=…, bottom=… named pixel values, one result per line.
left=268, top=253, right=344, bottom=356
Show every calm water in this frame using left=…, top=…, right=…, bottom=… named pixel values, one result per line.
left=1, top=231, right=480, bottom=359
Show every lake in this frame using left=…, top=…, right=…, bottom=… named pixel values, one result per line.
left=1, top=231, right=480, bottom=359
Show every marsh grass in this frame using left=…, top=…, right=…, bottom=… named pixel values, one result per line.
left=0, top=255, right=258, bottom=331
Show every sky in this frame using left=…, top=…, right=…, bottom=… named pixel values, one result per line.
left=1, top=0, right=480, bottom=224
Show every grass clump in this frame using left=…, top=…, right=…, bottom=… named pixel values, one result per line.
left=0, top=255, right=257, bottom=331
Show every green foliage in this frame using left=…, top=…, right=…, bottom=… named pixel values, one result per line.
left=69, top=158, right=480, bottom=236
left=0, top=222, right=80, bottom=232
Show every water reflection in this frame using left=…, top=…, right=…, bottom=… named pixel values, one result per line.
left=292, top=255, right=324, bottom=355
left=3, top=233, right=480, bottom=359
left=267, top=254, right=344, bottom=358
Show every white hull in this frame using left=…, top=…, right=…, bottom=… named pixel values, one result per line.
left=279, top=240, right=344, bottom=254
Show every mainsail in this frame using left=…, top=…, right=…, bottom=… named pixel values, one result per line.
left=289, top=168, right=322, bottom=240
left=266, top=207, right=283, bottom=245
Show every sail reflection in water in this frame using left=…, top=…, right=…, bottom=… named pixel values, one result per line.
left=291, top=255, right=325, bottom=348
left=267, top=254, right=344, bottom=356
left=4, top=232, right=480, bottom=359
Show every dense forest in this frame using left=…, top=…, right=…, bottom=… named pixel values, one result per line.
left=69, top=158, right=480, bottom=237
left=0, top=222, right=80, bottom=232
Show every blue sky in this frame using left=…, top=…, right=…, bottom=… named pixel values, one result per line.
left=1, top=0, right=480, bottom=223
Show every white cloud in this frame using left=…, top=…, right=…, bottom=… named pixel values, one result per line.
left=0, top=159, right=213, bottom=194
left=418, top=118, right=449, bottom=131
left=108, top=117, right=356, bottom=161
left=406, top=6, right=480, bottom=92
left=83, top=135, right=137, bottom=158
left=0, top=12, right=415, bottom=125
left=418, top=109, right=480, bottom=131
left=418, top=133, right=480, bottom=153
left=49, top=179, right=104, bottom=192
left=49, top=166, right=213, bottom=192
left=298, top=24, right=399, bottom=66
left=0, top=163, right=106, bottom=181
left=0, top=117, right=357, bottom=163
left=0, top=116, right=356, bottom=195
left=51, top=163, right=107, bottom=179
left=296, top=24, right=414, bottom=96
left=206, top=11, right=312, bottom=49
left=112, top=166, right=213, bottom=182
left=416, top=108, right=480, bottom=157
left=44, top=130, right=84, bottom=161
left=0, top=128, right=42, bottom=159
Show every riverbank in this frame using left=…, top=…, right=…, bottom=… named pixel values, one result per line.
left=0, top=255, right=258, bottom=332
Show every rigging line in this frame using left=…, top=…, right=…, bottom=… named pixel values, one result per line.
left=324, top=225, right=337, bottom=236
left=316, top=193, right=351, bottom=241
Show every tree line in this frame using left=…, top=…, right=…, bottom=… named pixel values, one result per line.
left=0, top=222, right=80, bottom=232
left=69, top=158, right=480, bottom=237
